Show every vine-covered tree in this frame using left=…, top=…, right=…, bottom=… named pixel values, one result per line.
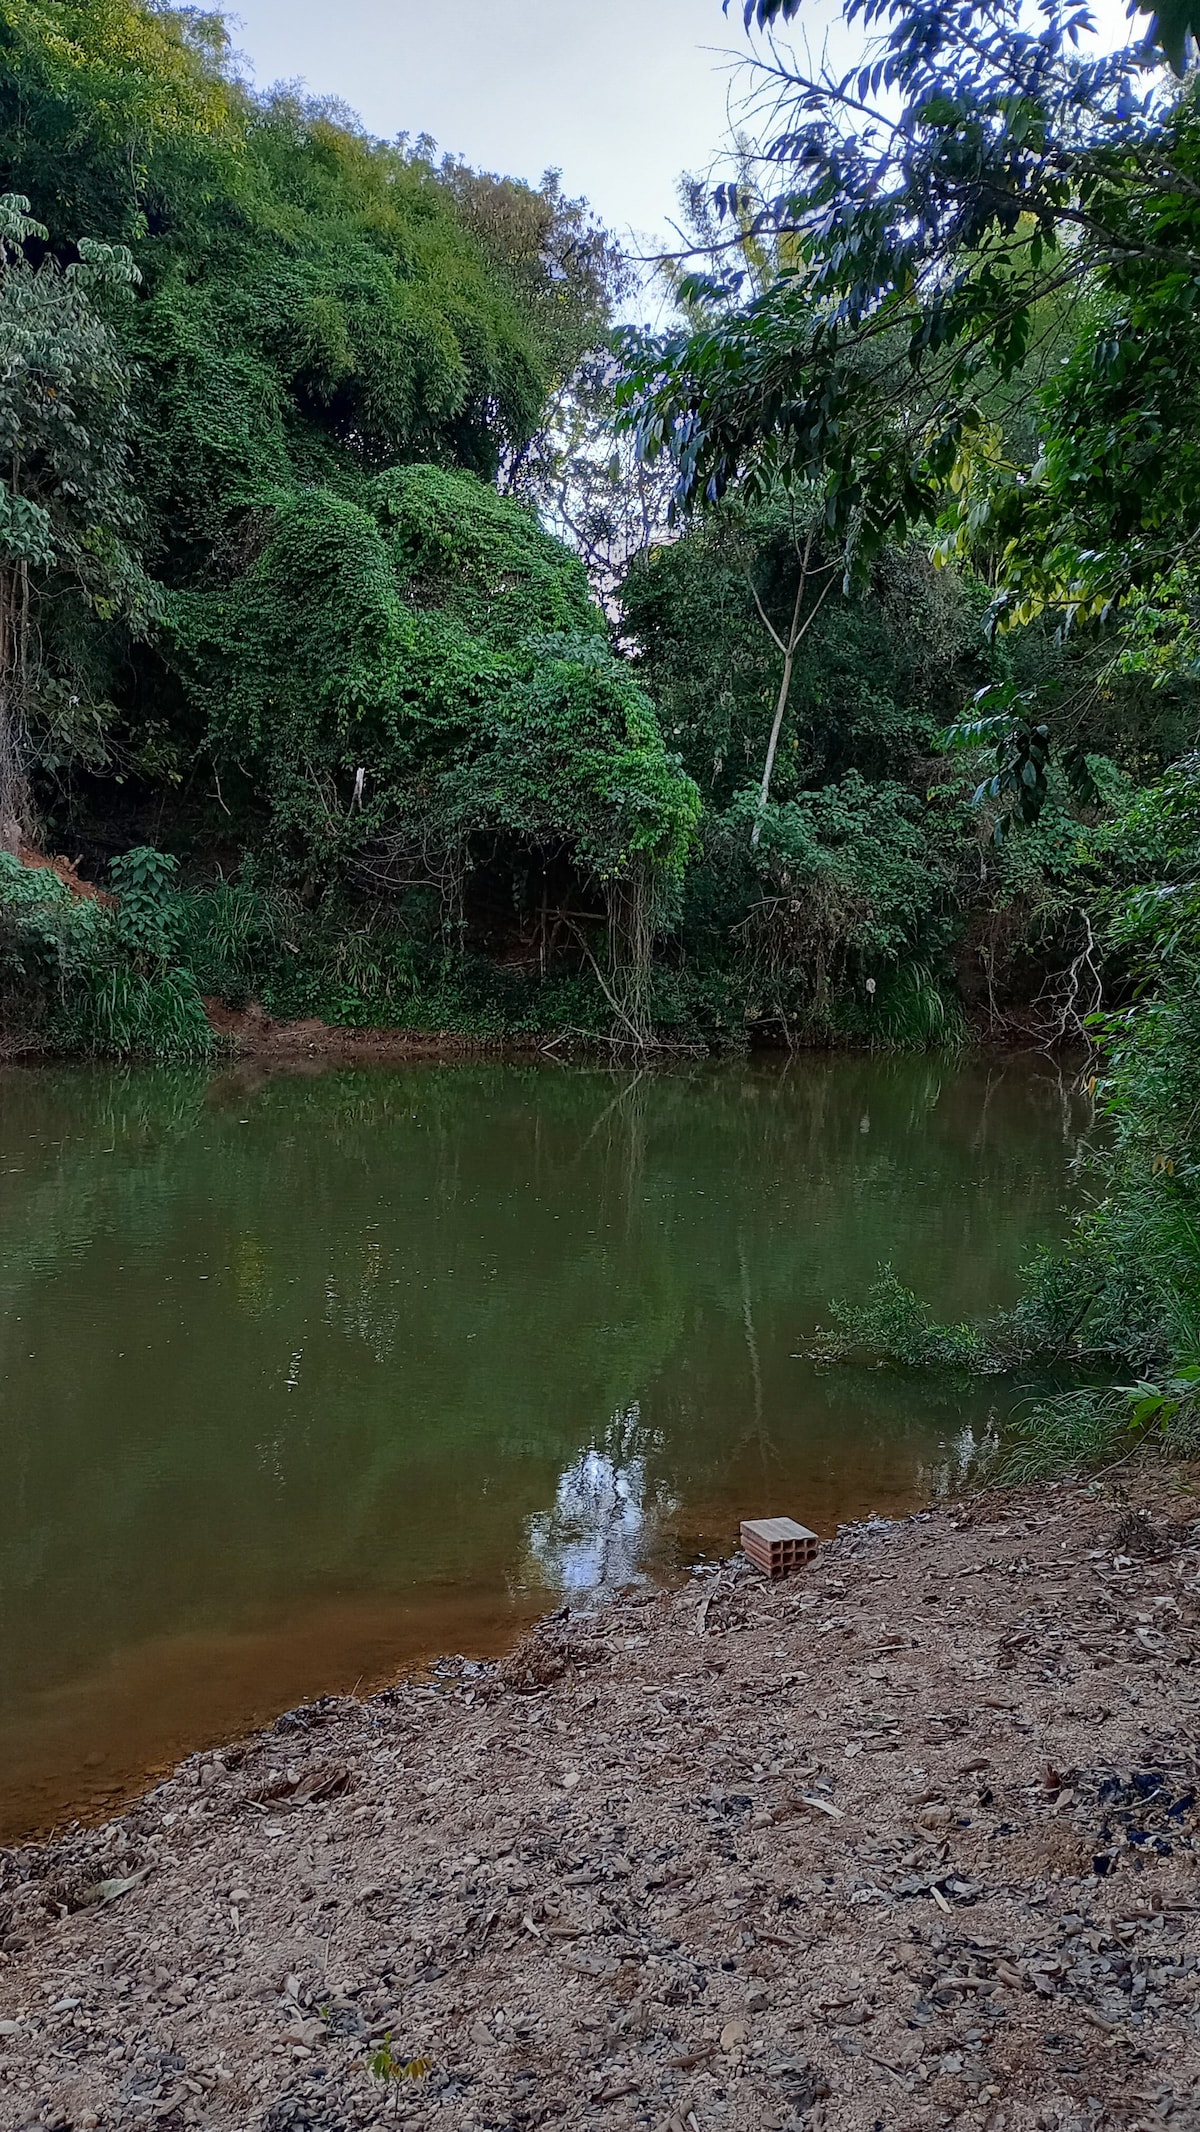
left=0, top=195, right=151, bottom=853
left=0, top=1, right=632, bottom=834
left=171, top=465, right=700, bottom=1039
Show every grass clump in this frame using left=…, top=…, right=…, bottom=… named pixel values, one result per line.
left=1005, top=1366, right=1200, bottom=1481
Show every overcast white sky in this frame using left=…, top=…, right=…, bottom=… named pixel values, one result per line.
left=226, top=0, right=751, bottom=251
left=225, top=0, right=1137, bottom=253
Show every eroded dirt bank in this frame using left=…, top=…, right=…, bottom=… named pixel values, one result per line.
left=1, top=1475, right=1199, bottom=2132
left=201, top=1002, right=542, bottom=1064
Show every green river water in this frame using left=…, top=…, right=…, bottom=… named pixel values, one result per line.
left=0, top=1053, right=1086, bottom=1839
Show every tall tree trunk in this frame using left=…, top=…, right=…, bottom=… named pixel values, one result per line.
left=0, top=563, right=30, bottom=857
left=603, top=858, right=657, bottom=1048
left=748, top=534, right=838, bottom=849
left=751, top=588, right=804, bottom=850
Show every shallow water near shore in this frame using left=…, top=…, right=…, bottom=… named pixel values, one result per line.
left=0, top=1051, right=1087, bottom=1840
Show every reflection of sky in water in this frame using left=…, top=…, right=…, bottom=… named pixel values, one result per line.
left=529, top=1411, right=1000, bottom=1597
left=919, top=1418, right=1001, bottom=1503
left=526, top=1407, right=678, bottom=1592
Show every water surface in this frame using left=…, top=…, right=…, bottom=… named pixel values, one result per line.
left=0, top=1054, right=1086, bottom=1838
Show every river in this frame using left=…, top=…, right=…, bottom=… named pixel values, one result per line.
left=0, top=1052, right=1087, bottom=1838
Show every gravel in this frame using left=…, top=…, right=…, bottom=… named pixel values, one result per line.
left=1, top=1471, right=1198, bottom=2132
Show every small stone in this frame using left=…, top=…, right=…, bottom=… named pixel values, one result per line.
left=283, top=2016, right=326, bottom=2049
left=722, top=2016, right=750, bottom=2052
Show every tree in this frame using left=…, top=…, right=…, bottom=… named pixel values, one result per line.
left=742, top=0, right=1199, bottom=76
left=624, top=506, right=976, bottom=798
left=0, top=195, right=151, bottom=852
left=620, top=0, right=1200, bottom=823
left=742, top=507, right=839, bottom=841
left=623, top=1, right=1195, bottom=585
left=506, top=347, right=678, bottom=613
left=0, top=8, right=625, bottom=519
left=1134, top=0, right=1199, bottom=72
left=437, top=158, right=627, bottom=405
left=171, top=465, right=700, bottom=1040
left=0, top=2, right=636, bottom=851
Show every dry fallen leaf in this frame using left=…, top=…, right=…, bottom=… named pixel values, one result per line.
left=76, top=1865, right=153, bottom=1908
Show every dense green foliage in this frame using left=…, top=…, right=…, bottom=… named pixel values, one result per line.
left=173, top=465, right=697, bottom=891
left=0, top=848, right=210, bottom=1055
left=0, top=0, right=1193, bottom=1232
left=0, top=0, right=1015, bottom=1052
left=0, top=191, right=151, bottom=854
left=620, top=510, right=979, bottom=1039
left=650, top=0, right=1198, bottom=1463
left=0, top=0, right=1194, bottom=1482
left=0, top=0, right=709, bottom=1038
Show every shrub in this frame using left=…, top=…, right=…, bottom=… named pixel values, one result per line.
left=0, top=849, right=211, bottom=1057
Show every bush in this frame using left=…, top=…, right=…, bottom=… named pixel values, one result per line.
left=814, top=1267, right=1001, bottom=1371
left=0, top=849, right=211, bottom=1057
left=672, top=776, right=962, bottom=1045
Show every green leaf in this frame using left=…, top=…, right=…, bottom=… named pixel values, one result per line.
left=1135, top=0, right=1200, bottom=72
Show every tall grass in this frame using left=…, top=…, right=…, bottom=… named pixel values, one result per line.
left=174, top=882, right=282, bottom=1003
left=1004, top=1379, right=1200, bottom=1480
left=83, top=965, right=212, bottom=1058
left=0, top=851, right=213, bottom=1058
left=867, top=960, right=966, bottom=1049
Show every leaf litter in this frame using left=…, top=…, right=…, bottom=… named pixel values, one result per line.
left=1, top=1471, right=1199, bottom=2131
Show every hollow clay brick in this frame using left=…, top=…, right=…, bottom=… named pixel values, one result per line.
left=740, top=1515, right=819, bottom=1579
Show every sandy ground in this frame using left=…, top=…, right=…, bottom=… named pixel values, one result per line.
left=2, top=1471, right=1199, bottom=2132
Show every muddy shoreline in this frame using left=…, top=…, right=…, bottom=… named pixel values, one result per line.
left=200, top=1001, right=550, bottom=1065
left=4, top=991, right=1071, bottom=1066
left=2, top=1472, right=1198, bottom=2132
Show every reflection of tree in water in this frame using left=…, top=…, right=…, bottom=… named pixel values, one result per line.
left=524, top=1389, right=999, bottom=1594
left=524, top=1405, right=678, bottom=1593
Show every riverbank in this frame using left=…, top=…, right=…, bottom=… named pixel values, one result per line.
left=201, top=1003, right=1066, bottom=1065
left=6, top=992, right=1068, bottom=1065
left=201, top=1001, right=549, bottom=1065
left=1, top=1471, right=1198, bottom=2132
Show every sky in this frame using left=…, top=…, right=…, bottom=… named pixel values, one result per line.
left=225, top=0, right=1138, bottom=253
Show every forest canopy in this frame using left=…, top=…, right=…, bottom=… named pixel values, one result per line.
left=0, top=0, right=1195, bottom=1081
